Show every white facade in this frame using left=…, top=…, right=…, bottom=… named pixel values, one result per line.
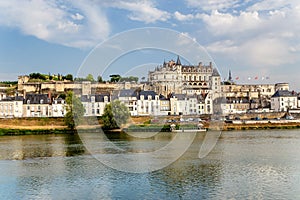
left=271, top=96, right=297, bottom=112
left=51, top=99, right=66, bottom=117
left=271, top=90, right=297, bottom=112
left=82, top=95, right=109, bottom=116
left=148, top=57, right=221, bottom=98
left=0, top=99, right=23, bottom=118
left=169, top=93, right=213, bottom=116
left=136, top=94, right=161, bottom=116
left=23, top=104, right=50, bottom=117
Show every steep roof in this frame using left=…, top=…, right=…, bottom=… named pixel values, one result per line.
left=138, top=90, right=157, bottom=100
left=271, top=90, right=297, bottom=98
left=212, top=68, right=220, bottom=76
left=95, top=94, right=110, bottom=102
left=24, top=94, right=50, bottom=104
left=176, top=55, right=181, bottom=65
left=171, top=93, right=186, bottom=100
left=81, top=94, right=110, bottom=102
left=0, top=96, right=24, bottom=102
left=119, top=89, right=139, bottom=98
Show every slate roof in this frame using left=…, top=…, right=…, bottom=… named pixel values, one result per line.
left=138, top=90, right=157, bottom=100
left=0, top=96, right=24, bottom=101
left=171, top=93, right=186, bottom=100
left=119, top=89, right=139, bottom=98
left=271, top=90, right=297, bottom=98
left=81, top=94, right=110, bottom=102
left=159, top=94, right=168, bottom=100
left=24, top=94, right=50, bottom=104
left=212, top=68, right=220, bottom=76
left=176, top=55, right=181, bottom=65
left=95, top=94, right=110, bottom=102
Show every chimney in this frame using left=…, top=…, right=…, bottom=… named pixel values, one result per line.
left=48, top=91, right=52, bottom=104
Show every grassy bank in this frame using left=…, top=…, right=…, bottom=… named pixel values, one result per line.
left=0, top=128, right=73, bottom=136
left=222, top=122, right=300, bottom=131
left=1, top=116, right=300, bottom=136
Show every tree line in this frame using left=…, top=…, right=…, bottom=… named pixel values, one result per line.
left=27, top=73, right=139, bottom=83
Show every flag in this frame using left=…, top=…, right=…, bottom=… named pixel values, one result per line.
left=262, top=76, right=265, bottom=80
left=248, top=77, right=251, bottom=80
left=235, top=77, right=239, bottom=80
left=254, top=76, right=258, bottom=80
left=266, top=76, right=270, bottom=79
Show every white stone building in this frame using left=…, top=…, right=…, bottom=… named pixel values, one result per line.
left=148, top=56, right=221, bottom=98
left=51, top=98, right=66, bottom=117
left=81, top=94, right=110, bottom=116
left=271, top=90, right=297, bottom=112
left=0, top=97, right=23, bottom=118
left=220, top=97, right=250, bottom=115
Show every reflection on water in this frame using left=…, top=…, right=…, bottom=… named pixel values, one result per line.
left=0, top=130, right=300, bottom=199
left=0, top=133, right=86, bottom=160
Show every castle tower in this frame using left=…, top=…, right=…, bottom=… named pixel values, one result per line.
left=228, top=70, right=232, bottom=82
left=176, top=55, right=181, bottom=66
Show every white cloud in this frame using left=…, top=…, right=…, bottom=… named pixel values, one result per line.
left=207, top=35, right=297, bottom=68
left=71, top=13, right=84, bottom=21
left=0, top=0, right=110, bottom=48
left=113, top=1, right=170, bottom=23
left=246, top=0, right=299, bottom=12
left=174, top=11, right=194, bottom=21
left=185, top=0, right=240, bottom=12
left=199, top=10, right=261, bottom=36
left=199, top=1, right=300, bottom=69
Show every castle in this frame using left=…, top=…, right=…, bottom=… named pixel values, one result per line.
left=0, top=56, right=298, bottom=118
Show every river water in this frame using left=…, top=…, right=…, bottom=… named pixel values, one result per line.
left=0, top=130, right=300, bottom=199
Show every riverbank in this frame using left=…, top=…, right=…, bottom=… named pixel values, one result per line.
left=1, top=117, right=300, bottom=136
left=222, top=121, right=300, bottom=131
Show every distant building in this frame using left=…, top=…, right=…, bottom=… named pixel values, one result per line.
left=170, top=93, right=212, bottom=115
left=148, top=56, right=221, bottom=98
left=81, top=94, right=110, bottom=116
left=23, top=94, right=51, bottom=117
left=271, top=90, right=297, bottom=112
left=0, top=96, right=23, bottom=118
left=220, top=97, right=250, bottom=114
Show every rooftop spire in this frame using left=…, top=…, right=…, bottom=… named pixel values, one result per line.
left=176, top=55, right=181, bottom=65
left=228, top=70, right=232, bottom=82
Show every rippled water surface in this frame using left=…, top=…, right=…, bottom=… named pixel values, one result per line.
left=1, top=130, right=300, bottom=199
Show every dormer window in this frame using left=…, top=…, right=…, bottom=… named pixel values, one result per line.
left=104, top=96, right=108, bottom=102
left=27, top=100, right=30, bottom=104
left=40, top=99, right=44, bottom=104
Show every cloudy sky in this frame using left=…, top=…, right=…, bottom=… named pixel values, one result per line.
left=0, top=0, right=299, bottom=90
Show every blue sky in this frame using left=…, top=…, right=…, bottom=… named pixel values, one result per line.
left=0, top=0, right=299, bottom=90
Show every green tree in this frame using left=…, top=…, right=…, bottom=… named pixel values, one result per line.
left=102, top=100, right=130, bottom=130
left=64, top=91, right=85, bottom=130
left=109, top=74, right=121, bottom=82
left=119, top=76, right=139, bottom=82
left=65, top=74, right=73, bottom=81
left=86, top=74, right=95, bottom=82
left=97, top=75, right=103, bottom=83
